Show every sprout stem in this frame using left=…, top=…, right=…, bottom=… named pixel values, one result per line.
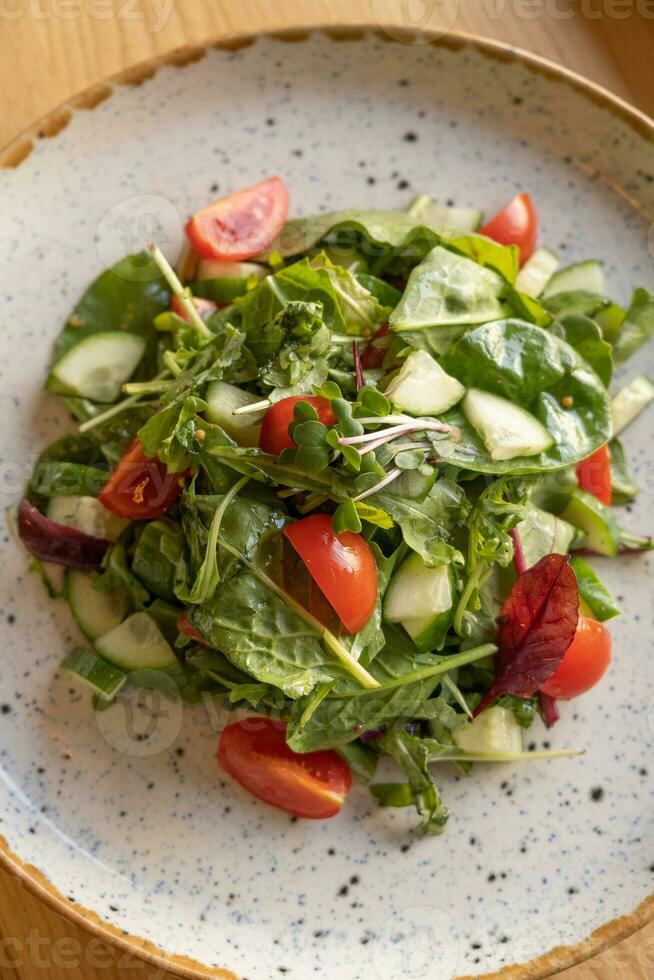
left=147, top=242, right=213, bottom=345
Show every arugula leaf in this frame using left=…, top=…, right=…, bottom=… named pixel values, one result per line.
left=310, top=254, right=389, bottom=334
left=355, top=273, right=402, bottom=307
left=612, top=288, right=654, bottom=364
left=259, top=301, right=330, bottom=389
left=336, top=741, right=379, bottom=783
left=377, top=728, right=449, bottom=834
left=436, top=319, right=612, bottom=475
left=516, top=502, right=577, bottom=570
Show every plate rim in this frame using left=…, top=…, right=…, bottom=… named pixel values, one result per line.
left=0, top=23, right=652, bottom=980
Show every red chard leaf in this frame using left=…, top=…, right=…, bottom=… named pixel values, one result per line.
left=538, top=691, right=560, bottom=728
left=17, top=498, right=109, bottom=571
left=474, top=554, right=579, bottom=715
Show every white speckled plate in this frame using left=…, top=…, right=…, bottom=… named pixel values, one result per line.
left=0, top=27, right=653, bottom=980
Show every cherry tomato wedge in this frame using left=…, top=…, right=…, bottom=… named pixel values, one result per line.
left=176, top=612, right=206, bottom=645
left=218, top=717, right=352, bottom=819
left=185, top=176, right=289, bottom=262
left=479, top=192, right=537, bottom=265
left=576, top=445, right=612, bottom=505
left=361, top=323, right=391, bottom=370
left=259, top=396, right=337, bottom=455
left=283, top=514, right=378, bottom=634
left=171, top=295, right=219, bottom=322
left=99, top=439, right=183, bottom=520
left=539, top=615, right=612, bottom=700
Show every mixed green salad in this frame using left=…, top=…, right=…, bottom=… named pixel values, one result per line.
left=16, top=177, right=654, bottom=832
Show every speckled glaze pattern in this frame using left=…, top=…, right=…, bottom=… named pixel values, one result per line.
left=0, top=32, right=652, bottom=980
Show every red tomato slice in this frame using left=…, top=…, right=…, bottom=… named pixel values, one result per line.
left=176, top=612, right=206, bottom=645
left=218, top=717, right=352, bottom=819
left=539, top=615, right=612, bottom=700
left=259, top=396, right=337, bottom=455
left=479, top=192, right=537, bottom=265
left=576, top=445, right=612, bottom=505
left=283, top=514, right=378, bottom=634
left=171, top=295, right=219, bottom=322
left=361, top=323, right=391, bottom=370
left=99, top=440, right=184, bottom=520
left=185, top=176, right=289, bottom=262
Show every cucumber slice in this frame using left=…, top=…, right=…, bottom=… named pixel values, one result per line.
left=611, top=375, right=654, bottom=436
left=542, top=260, right=605, bottom=299
left=66, top=570, right=127, bottom=640
left=62, top=648, right=126, bottom=700
left=560, top=489, right=620, bottom=557
left=385, top=350, right=465, bottom=416
left=384, top=554, right=453, bottom=623
left=569, top=556, right=619, bottom=622
left=47, top=495, right=128, bottom=542
left=515, top=248, right=559, bottom=298
left=95, top=612, right=177, bottom=671
left=47, top=332, right=146, bottom=403
left=205, top=381, right=264, bottom=446
left=407, top=194, right=482, bottom=232
left=197, top=259, right=266, bottom=281
left=401, top=608, right=453, bottom=652
left=454, top=706, right=524, bottom=754
left=463, top=389, right=553, bottom=461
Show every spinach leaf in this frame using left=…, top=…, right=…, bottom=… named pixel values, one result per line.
left=608, top=437, right=638, bottom=504
left=550, top=314, right=613, bottom=387
left=132, top=519, right=184, bottom=601
left=389, top=246, right=505, bottom=331
left=191, top=571, right=340, bottom=698
left=612, top=287, right=654, bottom=364
left=371, top=479, right=468, bottom=567
left=436, top=319, right=612, bottom=475
left=286, top=636, right=495, bottom=752
left=355, top=273, right=403, bottom=307
left=336, top=741, right=379, bottom=783
left=516, top=502, right=577, bottom=569
left=52, top=253, right=170, bottom=372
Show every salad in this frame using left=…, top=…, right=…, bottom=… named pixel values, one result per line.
left=15, top=177, right=654, bottom=833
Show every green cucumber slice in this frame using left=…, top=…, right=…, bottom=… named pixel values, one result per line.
left=463, top=389, right=553, bottom=461
left=541, top=260, right=605, bottom=299
left=384, top=554, right=453, bottom=621
left=515, top=247, right=559, bottom=298
left=66, top=570, right=127, bottom=640
left=406, top=194, right=482, bottom=232
left=560, top=489, right=620, bottom=557
left=47, top=495, right=127, bottom=542
left=62, top=648, right=126, bottom=700
left=47, top=331, right=146, bottom=403
left=454, top=706, right=524, bottom=754
left=385, top=350, right=465, bottom=416
left=569, top=556, right=619, bottom=622
left=94, top=612, right=177, bottom=671
left=611, top=375, right=654, bottom=436
left=205, top=381, right=264, bottom=447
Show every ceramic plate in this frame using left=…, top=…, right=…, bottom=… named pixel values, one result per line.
left=0, top=28, right=653, bottom=980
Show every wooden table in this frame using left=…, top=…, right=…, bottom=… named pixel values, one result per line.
left=0, top=2, right=652, bottom=977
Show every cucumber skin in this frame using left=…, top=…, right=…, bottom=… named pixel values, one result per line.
left=561, top=490, right=620, bottom=557
left=66, top=570, right=127, bottom=641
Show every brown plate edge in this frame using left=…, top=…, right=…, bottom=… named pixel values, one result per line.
left=0, top=21, right=652, bottom=980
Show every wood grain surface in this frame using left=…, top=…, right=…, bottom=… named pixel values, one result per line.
left=0, top=2, right=652, bottom=977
